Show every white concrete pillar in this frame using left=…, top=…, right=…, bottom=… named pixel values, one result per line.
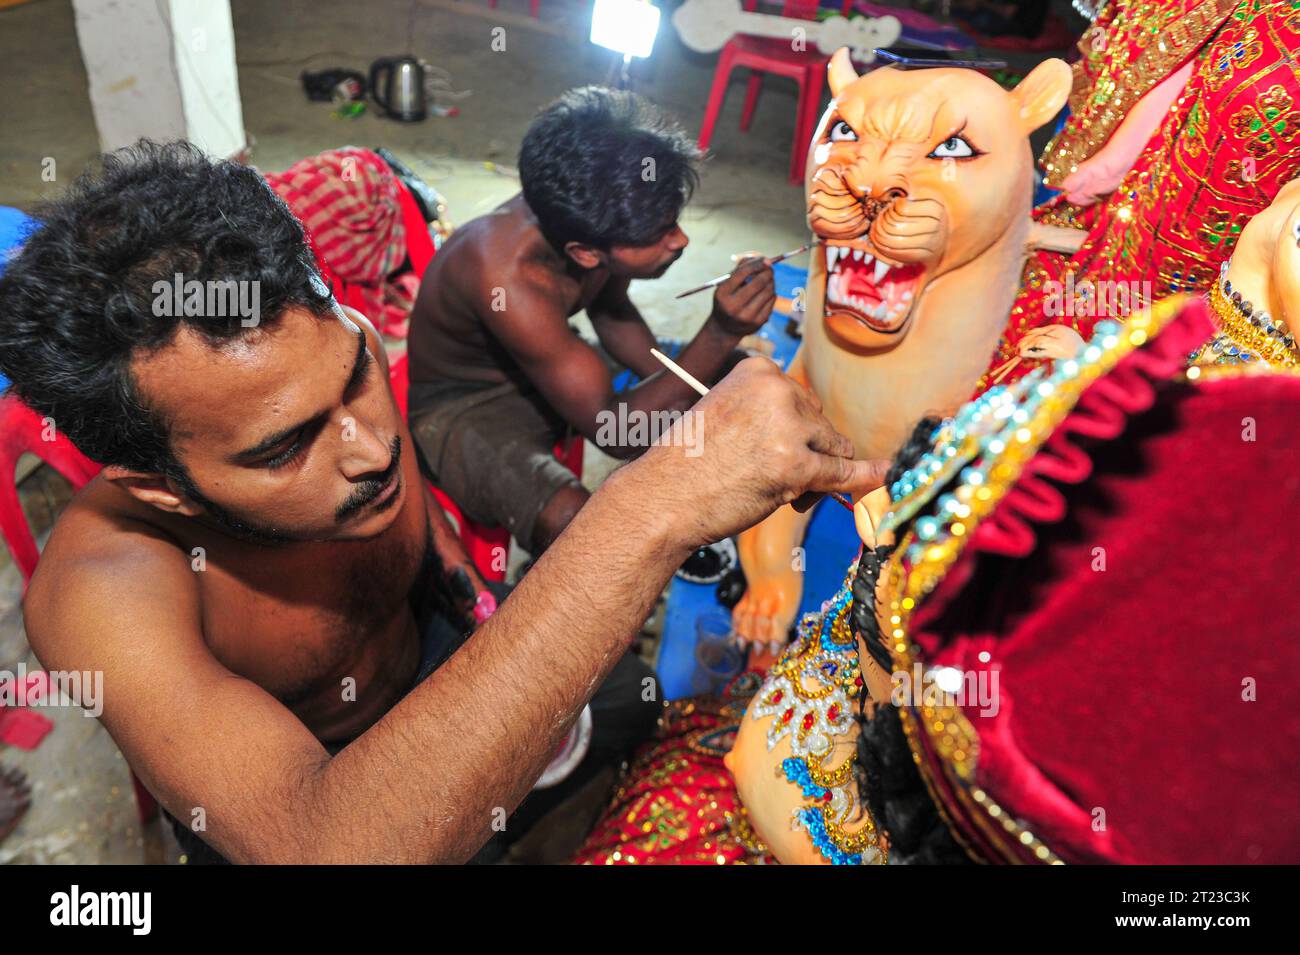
left=71, top=0, right=246, bottom=158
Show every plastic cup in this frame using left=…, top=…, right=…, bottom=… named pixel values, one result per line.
left=691, top=610, right=743, bottom=695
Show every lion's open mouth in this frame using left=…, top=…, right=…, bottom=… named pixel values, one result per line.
left=824, top=242, right=925, bottom=333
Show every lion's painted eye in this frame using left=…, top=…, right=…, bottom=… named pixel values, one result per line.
left=929, top=135, right=976, bottom=159
left=829, top=120, right=857, bottom=143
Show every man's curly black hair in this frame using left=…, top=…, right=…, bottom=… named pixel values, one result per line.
left=518, top=86, right=701, bottom=254
left=0, top=139, right=334, bottom=479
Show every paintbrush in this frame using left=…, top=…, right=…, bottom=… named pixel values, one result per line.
left=673, top=244, right=811, bottom=299
left=649, top=348, right=856, bottom=515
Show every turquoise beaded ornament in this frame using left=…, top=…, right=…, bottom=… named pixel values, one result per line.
left=879, top=319, right=1128, bottom=555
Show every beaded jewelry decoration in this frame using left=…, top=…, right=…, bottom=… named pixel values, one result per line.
left=1071, top=0, right=1106, bottom=21
left=882, top=313, right=1162, bottom=611
left=879, top=366, right=1047, bottom=542
left=1194, top=259, right=1298, bottom=368
left=750, top=569, right=886, bottom=865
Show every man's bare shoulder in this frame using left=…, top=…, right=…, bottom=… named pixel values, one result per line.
left=24, top=479, right=197, bottom=667
left=430, top=200, right=566, bottom=301
left=425, top=212, right=493, bottom=277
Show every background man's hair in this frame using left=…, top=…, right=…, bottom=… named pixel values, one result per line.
left=0, top=139, right=333, bottom=477
left=518, top=86, right=702, bottom=253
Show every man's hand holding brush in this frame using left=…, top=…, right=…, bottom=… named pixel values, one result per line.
left=704, top=256, right=778, bottom=339
left=442, top=356, right=882, bottom=851
left=608, top=357, right=890, bottom=552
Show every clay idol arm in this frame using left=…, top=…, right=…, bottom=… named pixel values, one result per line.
left=1058, top=60, right=1195, bottom=206
left=1026, top=221, right=1087, bottom=255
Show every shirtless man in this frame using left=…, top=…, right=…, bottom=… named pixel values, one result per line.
left=407, top=86, right=777, bottom=555
left=0, top=141, right=880, bottom=863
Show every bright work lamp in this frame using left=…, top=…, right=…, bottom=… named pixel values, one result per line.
left=590, top=0, right=661, bottom=59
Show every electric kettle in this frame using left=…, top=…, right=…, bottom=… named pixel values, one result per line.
left=369, top=56, right=427, bottom=122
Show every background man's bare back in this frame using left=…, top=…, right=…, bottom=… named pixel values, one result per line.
left=407, top=194, right=608, bottom=389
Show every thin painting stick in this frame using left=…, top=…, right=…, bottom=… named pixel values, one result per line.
left=649, top=348, right=856, bottom=514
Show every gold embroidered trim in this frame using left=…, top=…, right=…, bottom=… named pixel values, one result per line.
left=1040, top=0, right=1239, bottom=186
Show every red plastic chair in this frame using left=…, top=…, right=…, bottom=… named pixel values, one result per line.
left=0, top=397, right=101, bottom=584
left=697, top=0, right=854, bottom=185
left=0, top=396, right=159, bottom=824
left=388, top=353, right=581, bottom=581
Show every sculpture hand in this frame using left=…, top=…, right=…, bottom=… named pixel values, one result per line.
left=1059, top=154, right=1130, bottom=206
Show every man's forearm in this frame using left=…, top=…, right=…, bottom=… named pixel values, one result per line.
left=675, top=313, right=746, bottom=383
left=590, top=310, right=663, bottom=379
left=296, top=463, right=684, bottom=863
left=590, top=321, right=743, bottom=458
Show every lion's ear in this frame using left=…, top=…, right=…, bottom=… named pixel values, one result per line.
left=1010, top=58, right=1072, bottom=134
left=828, top=48, right=858, bottom=98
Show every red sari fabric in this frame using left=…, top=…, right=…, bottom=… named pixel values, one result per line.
left=572, top=674, right=774, bottom=865
left=981, top=1, right=1300, bottom=393
left=263, top=147, right=428, bottom=338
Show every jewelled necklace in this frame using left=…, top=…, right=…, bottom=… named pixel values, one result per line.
left=750, top=568, right=886, bottom=865
left=1195, top=259, right=1298, bottom=368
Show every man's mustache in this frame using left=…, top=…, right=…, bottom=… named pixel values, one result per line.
left=655, top=250, right=683, bottom=276
left=335, top=435, right=402, bottom=522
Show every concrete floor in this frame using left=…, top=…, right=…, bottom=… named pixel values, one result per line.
left=0, top=0, right=820, bottom=863
left=0, top=0, right=816, bottom=333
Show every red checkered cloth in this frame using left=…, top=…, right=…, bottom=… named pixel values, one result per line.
left=264, top=147, right=420, bottom=338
